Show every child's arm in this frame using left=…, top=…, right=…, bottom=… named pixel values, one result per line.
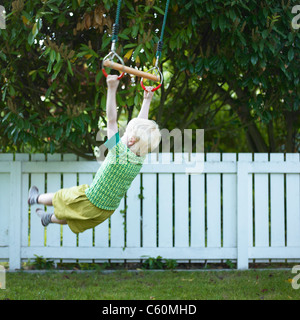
left=137, top=87, right=154, bottom=120
left=106, top=75, right=120, bottom=139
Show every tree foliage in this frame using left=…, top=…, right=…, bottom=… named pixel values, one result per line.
left=0, top=0, right=299, bottom=157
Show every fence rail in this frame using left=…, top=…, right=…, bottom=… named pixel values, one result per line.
left=0, top=153, right=299, bottom=270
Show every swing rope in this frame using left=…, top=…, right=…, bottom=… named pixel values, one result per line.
left=111, top=0, right=170, bottom=60
left=112, top=0, right=122, bottom=44
left=103, top=0, right=170, bottom=87
left=155, top=0, right=171, bottom=61
left=102, top=0, right=124, bottom=80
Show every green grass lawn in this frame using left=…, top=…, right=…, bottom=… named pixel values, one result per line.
left=0, top=269, right=299, bottom=300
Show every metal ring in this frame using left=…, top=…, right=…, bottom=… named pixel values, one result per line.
left=140, top=66, right=164, bottom=92
left=102, top=51, right=125, bottom=80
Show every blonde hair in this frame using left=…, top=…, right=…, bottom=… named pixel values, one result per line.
left=126, top=118, right=161, bottom=157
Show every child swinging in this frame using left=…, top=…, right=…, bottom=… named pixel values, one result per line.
left=28, top=75, right=161, bottom=234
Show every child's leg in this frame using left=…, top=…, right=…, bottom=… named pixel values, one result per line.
left=28, top=186, right=54, bottom=206
left=30, top=187, right=67, bottom=227
left=38, top=193, right=55, bottom=206
left=36, top=208, right=67, bottom=227
left=51, top=214, right=67, bottom=225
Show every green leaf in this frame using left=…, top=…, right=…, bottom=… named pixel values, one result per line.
left=32, top=23, right=38, bottom=36
left=94, top=92, right=99, bottom=106
left=212, top=16, right=218, bottom=31
left=259, top=40, right=264, bottom=52
left=72, top=0, right=78, bottom=10
left=229, top=9, right=236, bottom=21
left=66, top=120, right=72, bottom=136
left=122, top=28, right=131, bottom=36
left=101, top=36, right=111, bottom=50
left=288, top=33, right=293, bottom=42
left=262, top=30, right=268, bottom=39
left=240, top=2, right=250, bottom=11
left=2, top=112, right=11, bottom=123
left=2, top=86, right=7, bottom=102
left=219, top=15, right=226, bottom=32
left=28, top=32, right=34, bottom=46
left=50, top=49, right=56, bottom=63
left=169, top=38, right=177, bottom=50
left=45, top=87, right=52, bottom=98
left=76, top=51, right=89, bottom=58
left=153, top=6, right=165, bottom=15
left=52, top=61, right=63, bottom=80
left=37, top=18, right=42, bottom=31
left=95, top=71, right=102, bottom=84
left=118, top=33, right=130, bottom=40
left=0, top=52, right=7, bottom=61
left=100, top=95, right=106, bottom=109
left=123, top=43, right=137, bottom=49
left=238, top=33, right=246, bottom=46
left=9, top=85, right=15, bottom=96
left=251, top=55, right=258, bottom=65
left=132, top=44, right=143, bottom=60
left=67, top=60, right=73, bottom=76
left=47, top=4, right=60, bottom=13
left=73, top=117, right=85, bottom=131
left=288, top=48, right=294, bottom=61
left=56, top=52, right=61, bottom=63
left=266, top=42, right=275, bottom=54
left=55, top=127, right=63, bottom=140
left=252, top=42, right=258, bottom=52
left=47, top=60, right=53, bottom=73
left=131, top=24, right=139, bottom=38
left=39, top=47, right=51, bottom=59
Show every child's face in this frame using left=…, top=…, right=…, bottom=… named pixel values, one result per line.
left=124, top=126, right=137, bottom=147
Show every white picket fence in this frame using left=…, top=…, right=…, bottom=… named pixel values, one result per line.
left=0, top=153, right=299, bottom=270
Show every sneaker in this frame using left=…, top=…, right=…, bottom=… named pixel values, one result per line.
left=36, top=208, right=53, bottom=227
left=28, top=186, right=40, bottom=205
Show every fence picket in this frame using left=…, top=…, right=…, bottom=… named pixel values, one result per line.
left=174, top=172, right=189, bottom=263
left=222, top=154, right=237, bottom=250
left=206, top=154, right=221, bottom=264
left=254, top=154, right=269, bottom=263
left=142, top=173, right=157, bottom=248
left=15, top=154, right=30, bottom=249
left=9, top=161, right=22, bottom=269
left=238, top=153, right=252, bottom=267
left=270, top=154, right=285, bottom=263
left=190, top=173, right=205, bottom=247
left=0, top=154, right=13, bottom=248
left=286, top=153, right=300, bottom=263
left=190, top=172, right=205, bottom=263
left=158, top=173, right=173, bottom=248
left=126, top=174, right=141, bottom=262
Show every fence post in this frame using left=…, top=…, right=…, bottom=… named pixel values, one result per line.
left=9, top=161, right=22, bottom=270
left=237, top=160, right=249, bottom=269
